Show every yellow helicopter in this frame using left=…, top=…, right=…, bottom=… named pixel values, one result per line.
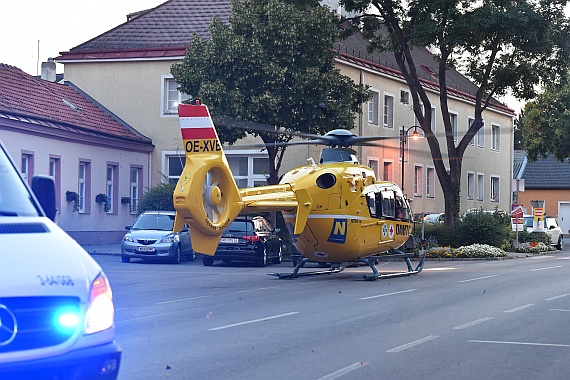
left=172, top=100, right=426, bottom=280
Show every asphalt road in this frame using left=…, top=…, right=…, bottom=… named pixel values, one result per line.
left=95, top=248, right=570, bottom=380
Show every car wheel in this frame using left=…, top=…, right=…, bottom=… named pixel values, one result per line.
left=171, top=245, right=181, bottom=264
left=203, top=256, right=214, bottom=266
left=121, top=255, right=130, bottom=263
left=556, top=237, right=563, bottom=250
left=257, top=249, right=267, bottom=267
left=187, top=250, right=196, bottom=261
left=271, top=244, right=282, bottom=264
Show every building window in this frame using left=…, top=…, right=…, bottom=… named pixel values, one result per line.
left=383, top=94, right=394, bottom=128
left=49, top=156, right=61, bottom=210
left=468, top=117, right=475, bottom=146
left=21, top=152, right=34, bottom=185
left=162, top=76, right=191, bottom=115
left=414, top=105, right=436, bottom=135
left=78, top=161, right=91, bottom=213
left=467, top=172, right=475, bottom=200
left=450, top=112, right=458, bottom=143
left=130, top=166, right=142, bottom=214
left=164, top=153, right=186, bottom=183
left=492, top=124, right=500, bottom=151
left=399, top=89, right=410, bottom=104
left=106, top=163, right=118, bottom=214
left=477, top=120, right=485, bottom=147
left=477, top=173, right=484, bottom=201
left=226, top=153, right=270, bottom=188
left=367, top=158, right=379, bottom=179
left=383, top=161, right=393, bottom=182
left=413, top=165, right=423, bottom=197
left=490, top=176, right=500, bottom=202
left=426, top=167, right=435, bottom=198
left=368, top=90, right=379, bottom=125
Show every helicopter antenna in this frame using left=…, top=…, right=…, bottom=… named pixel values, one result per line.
left=307, top=157, right=317, bottom=168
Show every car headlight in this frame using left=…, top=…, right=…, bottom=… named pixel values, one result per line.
left=85, top=273, right=114, bottom=334
left=123, top=235, right=134, bottom=242
left=160, top=234, right=180, bottom=244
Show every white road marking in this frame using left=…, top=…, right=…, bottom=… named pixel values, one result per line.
left=387, top=335, right=440, bottom=353
left=208, top=312, right=299, bottom=331
left=458, top=275, right=498, bottom=283
left=235, top=286, right=280, bottom=293
left=468, top=340, right=570, bottom=348
left=529, top=266, right=562, bottom=272
left=316, top=362, right=368, bottom=380
left=549, top=309, right=570, bottom=312
left=453, top=317, right=494, bottom=330
left=505, top=304, right=535, bottom=313
left=117, top=310, right=183, bottom=323
left=527, top=255, right=554, bottom=259
left=546, top=293, right=570, bottom=301
left=424, top=267, right=456, bottom=271
left=156, top=295, right=212, bottom=304
left=359, top=289, right=417, bottom=300
left=556, top=257, right=570, bottom=260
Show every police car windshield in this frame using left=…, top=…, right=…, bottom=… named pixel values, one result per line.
left=0, top=146, right=40, bottom=217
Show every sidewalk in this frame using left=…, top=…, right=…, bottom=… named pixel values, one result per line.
left=82, top=243, right=121, bottom=256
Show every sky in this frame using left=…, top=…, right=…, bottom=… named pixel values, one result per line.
left=0, top=0, right=164, bottom=76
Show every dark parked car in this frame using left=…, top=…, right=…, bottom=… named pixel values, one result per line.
left=203, top=216, right=282, bottom=267
left=121, top=211, right=194, bottom=264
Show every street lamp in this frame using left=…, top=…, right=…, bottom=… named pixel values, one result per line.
left=400, top=125, right=423, bottom=193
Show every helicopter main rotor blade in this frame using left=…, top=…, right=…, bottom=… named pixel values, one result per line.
left=212, top=116, right=322, bottom=140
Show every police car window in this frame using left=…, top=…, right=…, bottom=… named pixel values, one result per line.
left=0, top=148, right=40, bottom=216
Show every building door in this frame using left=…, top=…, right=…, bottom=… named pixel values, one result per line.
left=558, top=201, right=570, bottom=236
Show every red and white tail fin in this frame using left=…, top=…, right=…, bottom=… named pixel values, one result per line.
left=173, top=101, right=243, bottom=255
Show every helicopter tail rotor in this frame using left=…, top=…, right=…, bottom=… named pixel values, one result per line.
left=173, top=101, right=243, bottom=255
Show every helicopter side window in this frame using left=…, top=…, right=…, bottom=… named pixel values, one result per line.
left=381, top=190, right=395, bottom=218
left=395, top=193, right=410, bottom=220
left=366, top=193, right=377, bottom=217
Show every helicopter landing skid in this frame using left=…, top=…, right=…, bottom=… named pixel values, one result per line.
left=360, top=249, right=428, bottom=281
left=269, top=258, right=345, bottom=279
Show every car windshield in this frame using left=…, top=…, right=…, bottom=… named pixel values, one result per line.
left=132, top=213, right=175, bottom=231
left=226, top=220, right=252, bottom=233
left=0, top=145, right=40, bottom=217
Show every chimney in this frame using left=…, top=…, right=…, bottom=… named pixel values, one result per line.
left=41, top=58, right=56, bottom=82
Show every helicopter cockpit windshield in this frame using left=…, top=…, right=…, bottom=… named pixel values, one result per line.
left=320, top=148, right=358, bottom=164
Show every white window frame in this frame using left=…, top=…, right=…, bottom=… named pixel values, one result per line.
left=106, top=163, right=118, bottom=214
left=162, top=150, right=187, bottom=183
left=130, top=167, right=141, bottom=215
left=161, top=75, right=191, bottom=116
left=399, top=89, right=410, bottom=105
left=368, top=90, right=379, bottom=125
left=413, top=164, right=423, bottom=197
left=21, top=153, right=31, bottom=184
left=226, top=151, right=270, bottom=188
left=367, top=157, right=379, bottom=179
left=477, top=172, right=484, bottom=201
left=78, top=161, right=87, bottom=213
left=477, top=120, right=485, bottom=148
left=492, top=124, right=500, bottom=151
left=383, top=93, right=395, bottom=129
left=468, top=117, right=475, bottom=146
left=450, top=112, right=458, bottom=143
left=426, top=166, right=435, bottom=198
left=467, top=171, right=475, bottom=200
left=490, top=175, right=500, bottom=202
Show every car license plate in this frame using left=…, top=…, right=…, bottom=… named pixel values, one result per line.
left=137, top=246, right=155, bottom=252
left=220, top=238, right=239, bottom=244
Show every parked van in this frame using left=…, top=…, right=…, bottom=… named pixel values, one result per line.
left=0, top=141, right=121, bottom=379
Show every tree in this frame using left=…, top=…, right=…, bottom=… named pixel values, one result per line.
left=171, top=0, right=370, bottom=186
left=341, top=0, right=570, bottom=225
left=522, top=76, right=570, bottom=161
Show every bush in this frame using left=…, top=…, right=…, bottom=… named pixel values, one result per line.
left=137, top=181, right=177, bottom=214
left=426, top=244, right=507, bottom=259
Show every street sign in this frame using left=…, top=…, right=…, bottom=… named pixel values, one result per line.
left=511, top=204, right=523, bottom=218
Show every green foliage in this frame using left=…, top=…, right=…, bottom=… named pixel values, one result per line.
left=171, top=0, right=370, bottom=184
left=522, top=76, right=570, bottom=161
left=513, top=229, right=551, bottom=245
left=136, top=182, right=177, bottom=215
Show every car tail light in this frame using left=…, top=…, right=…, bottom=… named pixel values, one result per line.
left=242, top=235, right=260, bottom=242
